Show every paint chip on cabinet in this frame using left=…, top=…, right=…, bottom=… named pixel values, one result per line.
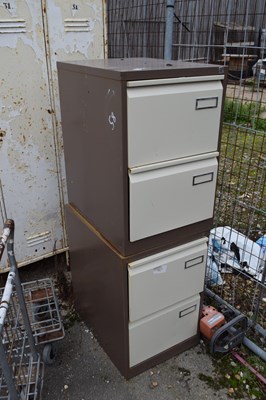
left=153, top=265, right=168, bottom=274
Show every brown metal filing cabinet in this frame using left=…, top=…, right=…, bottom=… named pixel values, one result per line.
left=58, top=58, right=226, bottom=378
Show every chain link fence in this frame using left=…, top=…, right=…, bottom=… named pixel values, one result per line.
left=107, top=0, right=266, bottom=349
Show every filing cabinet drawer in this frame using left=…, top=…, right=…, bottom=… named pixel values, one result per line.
left=129, top=295, right=200, bottom=367
left=129, top=156, right=218, bottom=242
left=127, top=79, right=223, bottom=168
left=128, top=237, right=207, bottom=322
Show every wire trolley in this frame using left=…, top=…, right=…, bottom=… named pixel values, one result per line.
left=0, top=219, right=65, bottom=366
left=0, top=219, right=43, bottom=399
left=21, top=277, right=65, bottom=364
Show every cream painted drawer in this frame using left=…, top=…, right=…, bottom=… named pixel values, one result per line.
left=128, top=237, right=207, bottom=322
left=129, top=156, right=217, bottom=242
left=127, top=79, right=223, bottom=168
left=129, top=294, right=200, bottom=367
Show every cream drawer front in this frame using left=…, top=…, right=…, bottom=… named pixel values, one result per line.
left=128, top=238, right=207, bottom=322
left=127, top=80, right=223, bottom=168
left=129, top=157, right=217, bottom=242
left=129, top=295, right=200, bottom=367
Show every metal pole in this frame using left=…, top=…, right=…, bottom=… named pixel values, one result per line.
left=0, top=179, right=7, bottom=224
left=205, top=287, right=266, bottom=362
left=254, top=0, right=265, bottom=53
left=243, top=336, right=266, bottom=363
left=252, top=259, right=266, bottom=327
left=13, top=268, right=39, bottom=361
left=0, top=269, right=19, bottom=399
left=6, top=220, right=39, bottom=362
left=164, top=0, right=175, bottom=60
left=205, top=287, right=266, bottom=337
left=0, top=341, right=19, bottom=399
left=143, top=0, right=147, bottom=58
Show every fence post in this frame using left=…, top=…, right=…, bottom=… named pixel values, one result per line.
left=254, top=0, right=265, bottom=53
left=252, top=260, right=266, bottom=327
left=164, top=0, right=175, bottom=60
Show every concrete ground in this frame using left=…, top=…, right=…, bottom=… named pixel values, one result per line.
left=17, top=258, right=252, bottom=400
left=41, top=322, right=232, bottom=400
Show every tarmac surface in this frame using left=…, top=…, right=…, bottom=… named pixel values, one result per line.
left=18, top=258, right=249, bottom=400
left=41, top=322, right=232, bottom=400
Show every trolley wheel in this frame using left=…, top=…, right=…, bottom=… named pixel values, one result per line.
left=43, top=342, right=57, bottom=364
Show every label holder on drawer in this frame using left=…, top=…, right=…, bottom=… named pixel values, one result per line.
left=179, top=304, right=197, bottom=318
left=185, top=255, right=204, bottom=269
left=196, top=96, right=218, bottom=110
left=193, top=172, right=214, bottom=186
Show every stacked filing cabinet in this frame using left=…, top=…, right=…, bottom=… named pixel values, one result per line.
left=58, top=58, right=226, bottom=378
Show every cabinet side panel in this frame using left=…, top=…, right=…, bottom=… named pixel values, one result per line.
left=58, top=67, right=127, bottom=251
left=65, top=204, right=129, bottom=375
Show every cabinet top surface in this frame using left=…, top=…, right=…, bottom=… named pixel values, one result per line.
left=57, top=58, right=226, bottom=81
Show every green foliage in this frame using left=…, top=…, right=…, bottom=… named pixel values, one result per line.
left=199, top=349, right=266, bottom=399
left=215, top=125, right=266, bottom=234
left=224, top=98, right=266, bottom=131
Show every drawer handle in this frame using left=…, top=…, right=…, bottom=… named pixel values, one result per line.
left=196, top=96, right=218, bottom=110
left=185, top=255, right=204, bottom=269
left=179, top=304, right=197, bottom=318
left=193, top=172, right=214, bottom=186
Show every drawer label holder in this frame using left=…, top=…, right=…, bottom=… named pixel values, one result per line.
left=196, top=96, right=219, bottom=110
left=185, top=255, right=204, bottom=269
left=179, top=304, right=197, bottom=318
left=193, top=172, right=214, bottom=186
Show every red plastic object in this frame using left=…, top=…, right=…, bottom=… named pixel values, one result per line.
left=200, top=305, right=225, bottom=340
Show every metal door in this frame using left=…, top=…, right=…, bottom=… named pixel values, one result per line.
left=0, top=0, right=104, bottom=270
